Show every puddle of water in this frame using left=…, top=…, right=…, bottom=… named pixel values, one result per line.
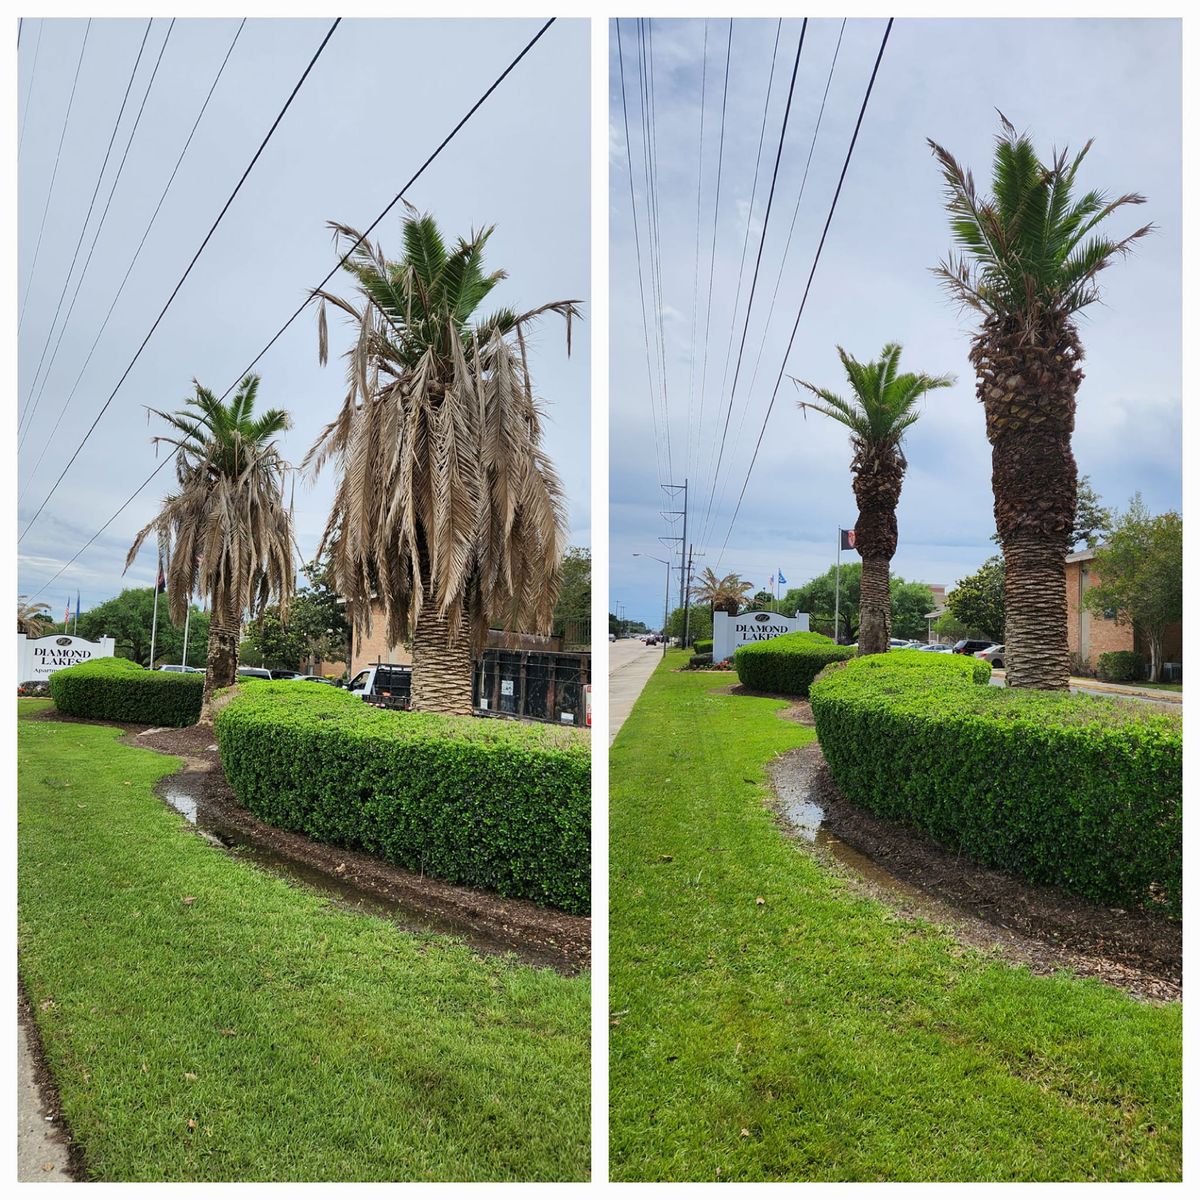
left=160, top=772, right=572, bottom=972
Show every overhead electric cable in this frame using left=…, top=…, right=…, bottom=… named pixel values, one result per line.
left=684, top=20, right=710, bottom=485
left=29, top=18, right=559, bottom=593
left=716, top=18, right=894, bottom=565
left=697, top=19, right=807, bottom=548
left=18, top=19, right=246, bottom=507
left=19, top=18, right=343, bottom=545
left=17, top=18, right=43, bottom=157
left=19, top=20, right=173, bottom=453
left=18, top=19, right=92, bottom=333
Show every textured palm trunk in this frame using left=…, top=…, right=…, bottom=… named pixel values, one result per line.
left=410, top=605, right=474, bottom=715
left=974, top=314, right=1082, bottom=690
left=857, top=556, right=892, bottom=655
left=201, top=610, right=240, bottom=720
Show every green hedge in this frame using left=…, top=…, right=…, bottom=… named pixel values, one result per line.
left=215, top=682, right=591, bottom=914
left=693, top=639, right=713, bottom=656
left=49, top=657, right=203, bottom=727
left=733, top=630, right=855, bottom=697
left=810, top=651, right=1182, bottom=914
left=1097, top=650, right=1146, bottom=683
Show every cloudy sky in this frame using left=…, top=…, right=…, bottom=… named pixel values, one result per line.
left=609, top=17, right=1181, bottom=627
left=16, top=17, right=590, bottom=612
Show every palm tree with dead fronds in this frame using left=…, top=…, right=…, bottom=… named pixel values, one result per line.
left=127, top=376, right=295, bottom=716
left=305, top=211, right=580, bottom=715
left=693, top=568, right=754, bottom=616
left=928, top=114, right=1151, bottom=688
left=17, top=596, right=52, bottom=637
left=793, top=344, right=953, bottom=656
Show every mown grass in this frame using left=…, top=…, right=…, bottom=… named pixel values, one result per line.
left=609, top=655, right=1181, bottom=1182
left=17, top=700, right=589, bottom=1181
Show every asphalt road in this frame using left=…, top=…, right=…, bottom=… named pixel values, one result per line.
left=608, top=637, right=664, bottom=745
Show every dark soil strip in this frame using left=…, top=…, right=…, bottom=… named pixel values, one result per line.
left=767, top=741, right=1180, bottom=1003
left=18, top=979, right=84, bottom=1181
left=26, top=710, right=589, bottom=974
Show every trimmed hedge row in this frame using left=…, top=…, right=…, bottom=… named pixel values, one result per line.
left=1097, top=650, right=1145, bottom=683
left=214, top=682, right=591, bottom=914
left=734, top=630, right=855, bottom=697
left=693, top=639, right=713, bottom=656
left=49, top=657, right=203, bottom=727
left=810, top=651, right=1182, bottom=914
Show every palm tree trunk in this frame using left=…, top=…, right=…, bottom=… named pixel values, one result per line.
left=1000, top=530, right=1071, bottom=689
left=858, top=556, right=892, bottom=655
left=410, top=605, right=474, bottom=715
left=201, top=608, right=240, bottom=720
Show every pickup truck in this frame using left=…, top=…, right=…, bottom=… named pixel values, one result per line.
left=346, top=663, right=412, bottom=707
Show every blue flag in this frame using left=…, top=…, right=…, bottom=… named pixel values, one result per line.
left=778, top=570, right=788, bottom=586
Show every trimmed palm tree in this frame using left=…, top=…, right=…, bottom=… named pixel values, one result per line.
left=305, top=212, right=580, bottom=715
left=17, top=596, right=52, bottom=637
left=126, top=376, right=295, bottom=715
left=693, top=569, right=755, bottom=617
left=928, top=115, right=1150, bottom=688
left=793, top=344, right=953, bottom=655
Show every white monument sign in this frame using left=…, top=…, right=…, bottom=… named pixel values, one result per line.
left=713, top=609, right=810, bottom=663
left=17, top=634, right=116, bottom=684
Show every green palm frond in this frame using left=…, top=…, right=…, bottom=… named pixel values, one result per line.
left=929, top=116, right=1151, bottom=323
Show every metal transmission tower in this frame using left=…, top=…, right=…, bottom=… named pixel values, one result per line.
left=660, top=479, right=689, bottom=623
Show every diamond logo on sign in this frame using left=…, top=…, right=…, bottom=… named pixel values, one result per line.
left=56, top=636, right=72, bottom=646
left=753, top=613, right=771, bottom=623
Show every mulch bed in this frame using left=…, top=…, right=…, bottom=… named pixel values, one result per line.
left=24, top=710, right=590, bottom=975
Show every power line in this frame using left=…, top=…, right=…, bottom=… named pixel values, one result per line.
left=684, top=20, right=709, bottom=486
left=716, top=18, right=894, bottom=566
left=706, top=19, right=847, bottom=544
left=19, top=18, right=343, bottom=546
left=29, top=17, right=559, bottom=596
left=18, top=20, right=246, bottom=509
left=18, top=19, right=92, bottom=333
left=615, top=17, right=667, bottom=487
left=19, top=19, right=167, bottom=451
left=17, top=17, right=43, bottom=157
left=697, top=19, right=808, bottom=549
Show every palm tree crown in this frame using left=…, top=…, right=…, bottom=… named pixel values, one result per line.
left=18, top=596, right=52, bottom=637
left=927, top=113, right=1152, bottom=327
left=127, top=375, right=294, bottom=631
left=305, top=210, right=581, bottom=655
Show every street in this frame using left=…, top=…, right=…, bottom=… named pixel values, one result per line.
left=608, top=637, right=664, bottom=744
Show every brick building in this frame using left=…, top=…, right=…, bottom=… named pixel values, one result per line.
left=1065, top=546, right=1182, bottom=673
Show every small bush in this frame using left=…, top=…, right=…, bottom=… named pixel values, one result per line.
left=733, top=630, right=855, bottom=697
left=810, top=651, right=1181, bottom=914
left=49, top=657, right=203, bottom=726
left=215, top=682, right=591, bottom=914
left=687, top=653, right=713, bottom=669
left=693, top=639, right=713, bottom=656
left=1097, top=650, right=1146, bottom=683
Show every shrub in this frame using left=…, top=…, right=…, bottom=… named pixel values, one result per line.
left=215, top=682, right=591, bottom=914
left=18, top=680, right=51, bottom=698
left=810, top=651, right=1181, bottom=914
left=687, top=653, right=713, bottom=669
left=49, top=657, right=203, bottom=726
left=1097, top=650, right=1146, bottom=683
left=734, top=630, right=855, bottom=697
left=693, top=639, right=713, bottom=656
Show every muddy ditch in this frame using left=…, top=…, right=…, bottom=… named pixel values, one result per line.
left=703, top=688, right=1181, bottom=1002
left=26, top=709, right=589, bottom=975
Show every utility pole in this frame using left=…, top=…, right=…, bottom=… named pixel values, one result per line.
left=682, top=543, right=696, bottom=649
left=661, top=478, right=689, bottom=627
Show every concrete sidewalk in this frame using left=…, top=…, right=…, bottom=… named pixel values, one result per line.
left=991, top=669, right=1182, bottom=704
left=609, top=638, right=664, bottom=744
left=18, top=1001, right=73, bottom=1181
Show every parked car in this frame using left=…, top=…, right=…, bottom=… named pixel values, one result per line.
left=609, top=632, right=617, bottom=642
left=236, top=666, right=273, bottom=680
left=975, top=644, right=1006, bottom=667
left=347, top=663, right=412, bottom=705
left=922, top=644, right=953, bottom=653
left=889, top=639, right=923, bottom=649
left=952, top=639, right=994, bottom=657
left=270, top=669, right=304, bottom=680
left=157, top=664, right=204, bottom=673
left=297, top=674, right=338, bottom=685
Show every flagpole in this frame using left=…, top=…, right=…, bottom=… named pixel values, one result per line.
left=834, top=529, right=842, bottom=644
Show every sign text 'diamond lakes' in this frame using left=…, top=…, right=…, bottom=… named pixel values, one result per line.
left=712, top=610, right=810, bottom=663
left=17, top=634, right=115, bottom=684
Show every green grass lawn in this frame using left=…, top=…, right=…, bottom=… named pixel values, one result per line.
left=609, top=655, right=1181, bottom=1182
left=17, top=700, right=589, bottom=1181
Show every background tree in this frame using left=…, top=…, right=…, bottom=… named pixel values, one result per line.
left=74, top=588, right=210, bottom=667
left=787, top=564, right=863, bottom=643
left=665, top=604, right=713, bottom=643
left=751, top=589, right=775, bottom=608
left=307, top=212, right=579, bottom=715
left=945, top=556, right=1006, bottom=643
left=793, top=343, right=952, bottom=654
left=889, top=579, right=936, bottom=641
left=932, top=611, right=973, bottom=642
left=552, top=547, right=591, bottom=649
left=930, top=115, right=1150, bottom=687
left=1084, top=496, right=1181, bottom=681
left=17, top=597, right=52, bottom=637
left=126, top=376, right=294, bottom=714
